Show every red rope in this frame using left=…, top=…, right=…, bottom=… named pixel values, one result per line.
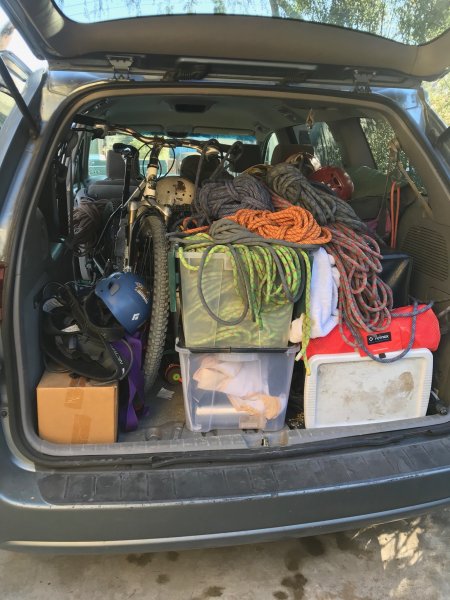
left=326, top=223, right=393, bottom=334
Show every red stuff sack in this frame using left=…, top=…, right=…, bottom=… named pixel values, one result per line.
left=307, top=305, right=440, bottom=358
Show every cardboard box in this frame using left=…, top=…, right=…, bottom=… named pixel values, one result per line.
left=37, top=371, right=118, bottom=444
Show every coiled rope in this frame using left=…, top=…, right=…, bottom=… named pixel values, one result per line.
left=175, top=232, right=310, bottom=331
left=320, top=224, right=435, bottom=362
left=344, top=300, right=434, bottom=364
left=267, top=163, right=365, bottom=231
left=71, top=197, right=108, bottom=256
left=325, top=223, right=393, bottom=334
left=227, top=206, right=332, bottom=245
left=191, top=173, right=274, bottom=225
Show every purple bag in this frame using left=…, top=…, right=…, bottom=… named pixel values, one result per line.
left=112, top=333, right=148, bottom=432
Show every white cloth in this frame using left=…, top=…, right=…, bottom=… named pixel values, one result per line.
left=194, top=355, right=266, bottom=397
left=193, top=355, right=283, bottom=419
left=290, top=247, right=340, bottom=342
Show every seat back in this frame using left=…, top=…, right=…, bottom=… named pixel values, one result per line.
left=88, top=150, right=142, bottom=200
left=270, top=143, right=315, bottom=165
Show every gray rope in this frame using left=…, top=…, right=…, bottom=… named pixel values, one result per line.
left=343, top=300, right=434, bottom=363
left=209, top=219, right=317, bottom=250
left=170, top=225, right=309, bottom=325
left=192, top=173, right=274, bottom=225
left=267, top=163, right=365, bottom=231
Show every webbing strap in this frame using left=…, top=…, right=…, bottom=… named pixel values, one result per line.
left=114, top=334, right=146, bottom=432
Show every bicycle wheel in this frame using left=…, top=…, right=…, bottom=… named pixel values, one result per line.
left=132, top=212, right=169, bottom=392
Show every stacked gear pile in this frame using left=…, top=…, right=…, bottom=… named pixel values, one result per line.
left=40, top=272, right=152, bottom=432
left=239, top=157, right=435, bottom=365
left=172, top=150, right=341, bottom=431
left=175, top=145, right=438, bottom=419
left=172, top=195, right=333, bottom=350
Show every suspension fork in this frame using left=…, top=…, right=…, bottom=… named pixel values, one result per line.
left=129, top=144, right=171, bottom=233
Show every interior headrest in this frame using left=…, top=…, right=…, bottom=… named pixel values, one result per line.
left=233, top=144, right=261, bottom=173
left=180, top=153, right=222, bottom=183
left=270, top=144, right=315, bottom=165
left=106, top=149, right=142, bottom=180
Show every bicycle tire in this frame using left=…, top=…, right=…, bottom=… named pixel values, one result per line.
left=132, top=213, right=169, bottom=392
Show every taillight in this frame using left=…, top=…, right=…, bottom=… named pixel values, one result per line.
left=0, top=263, right=5, bottom=321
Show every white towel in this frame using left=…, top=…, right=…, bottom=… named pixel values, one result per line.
left=290, top=247, right=340, bottom=342
left=193, top=355, right=283, bottom=418
left=194, top=355, right=268, bottom=397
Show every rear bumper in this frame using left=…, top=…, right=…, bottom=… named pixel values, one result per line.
left=1, top=433, right=450, bottom=553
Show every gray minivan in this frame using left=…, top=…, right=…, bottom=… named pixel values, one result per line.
left=0, top=1, right=449, bottom=552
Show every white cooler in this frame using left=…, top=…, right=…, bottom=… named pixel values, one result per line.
left=304, top=349, right=433, bottom=428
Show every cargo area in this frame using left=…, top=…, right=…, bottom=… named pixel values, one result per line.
left=9, top=87, right=450, bottom=459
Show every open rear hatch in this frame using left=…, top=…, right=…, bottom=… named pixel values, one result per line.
left=2, top=0, right=449, bottom=84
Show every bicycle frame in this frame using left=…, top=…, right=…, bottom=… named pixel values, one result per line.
left=109, top=131, right=222, bottom=271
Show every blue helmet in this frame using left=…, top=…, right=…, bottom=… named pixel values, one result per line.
left=95, top=272, right=151, bottom=334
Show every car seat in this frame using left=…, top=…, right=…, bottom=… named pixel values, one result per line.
left=270, top=143, right=316, bottom=165
left=233, top=144, right=261, bottom=172
left=87, top=150, right=142, bottom=201
left=180, top=153, right=226, bottom=184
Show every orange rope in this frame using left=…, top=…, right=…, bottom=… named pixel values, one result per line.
left=182, top=225, right=209, bottom=235
left=181, top=216, right=209, bottom=235
left=227, top=205, right=332, bottom=245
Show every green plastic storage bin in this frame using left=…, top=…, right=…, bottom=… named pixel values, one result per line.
left=179, top=251, right=294, bottom=348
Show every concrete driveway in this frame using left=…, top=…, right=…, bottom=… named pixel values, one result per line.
left=1, top=508, right=449, bottom=600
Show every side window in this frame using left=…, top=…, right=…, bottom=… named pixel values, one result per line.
left=308, top=123, right=343, bottom=166
left=360, top=117, right=425, bottom=190
left=264, top=132, right=279, bottom=164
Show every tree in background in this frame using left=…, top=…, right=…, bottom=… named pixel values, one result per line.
left=424, top=74, right=450, bottom=125
left=59, top=0, right=449, bottom=45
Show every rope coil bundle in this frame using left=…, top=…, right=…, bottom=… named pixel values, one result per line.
left=227, top=206, right=332, bottom=245
left=266, top=163, right=365, bottom=231
left=192, top=173, right=274, bottom=225
left=72, top=197, right=108, bottom=256
left=326, top=223, right=435, bottom=363
left=325, top=223, right=393, bottom=336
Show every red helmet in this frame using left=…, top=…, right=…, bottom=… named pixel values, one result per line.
left=308, top=166, right=354, bottom=201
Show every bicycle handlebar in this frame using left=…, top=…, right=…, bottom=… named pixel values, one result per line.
left=108, top=123, right=221, bottom=155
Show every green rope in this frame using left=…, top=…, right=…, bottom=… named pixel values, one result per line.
left=179, top=235, right=305, bottom=321
left=176, top=232, right=311, bottom=346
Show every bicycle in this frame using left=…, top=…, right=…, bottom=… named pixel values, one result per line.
left=83, top=127, right=221, bottom=391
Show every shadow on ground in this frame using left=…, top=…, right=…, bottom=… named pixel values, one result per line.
left=1, top=508, right=449, bottom=600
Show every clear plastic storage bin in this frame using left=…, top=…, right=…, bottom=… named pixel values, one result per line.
left=179, top=251, right=294, bottom=348
left=177, top=344, right=298, bottom=432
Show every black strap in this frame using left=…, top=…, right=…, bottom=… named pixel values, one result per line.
left=40, top=284, right=129, bottom=381
left=63, top=287, right=124, bottom=342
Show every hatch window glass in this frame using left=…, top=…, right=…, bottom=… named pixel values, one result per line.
left=53, top=0, right=450, bottom=45
left=0, top=8, right=44, bottom=133
left=0, top=9, right=45, bottom=76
